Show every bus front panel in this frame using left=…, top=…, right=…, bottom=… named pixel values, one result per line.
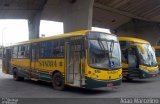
left=119, top=38, right=159, bottom=80
left=84, top=32, right=122, bottom=88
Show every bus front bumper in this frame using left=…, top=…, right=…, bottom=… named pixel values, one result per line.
left=84, top=77, right=122, bottom=89
left=124, top=68, right=159, bottom=79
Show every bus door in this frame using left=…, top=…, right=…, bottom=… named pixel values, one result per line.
left=30, top=43, right=39, bottom=79
left=65, top=39, right=85, bottom=87
left=128, top=47, right=137, bottom=68
left=2, top=48, right=11, bottom=74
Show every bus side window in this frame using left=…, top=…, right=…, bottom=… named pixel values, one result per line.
left=12, top=46, right=18, bottom=58
left=17, top=45, right=29, bottom=59
left=25, top=45, right=30, bottom=58
left=18, top=45, right=22, bottom=58
left=53, top=39, right=64, bottom=58
left=39, top=41, right=53, bottom=58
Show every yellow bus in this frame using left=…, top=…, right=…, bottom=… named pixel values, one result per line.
left=118, top=37, right=159, bottom=80
left=153, top=46, right=160, bottom=69
left=2, top=30, right=122, bottom=90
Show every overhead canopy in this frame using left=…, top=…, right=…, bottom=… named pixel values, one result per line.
left=93, top=0, right=160, bottom=29
left=0, top=0, right=160, bottom=29
left=0, top=0, right=47, bottom=19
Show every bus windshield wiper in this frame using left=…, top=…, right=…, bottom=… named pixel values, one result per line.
left=97, top=38, right=112, bottom=68
left=109, top=40, right=115, bottom=57
left=97, top=38, right=109, bottom=57
left=97, top=38, right=105, bottom=51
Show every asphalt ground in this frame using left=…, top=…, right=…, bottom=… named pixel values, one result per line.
left=0, top=59, right=160, bottom=104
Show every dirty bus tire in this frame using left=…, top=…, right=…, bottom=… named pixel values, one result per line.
left=52, top=72, right=65, bottom=91
left=13, top=69, right=24, bottom=81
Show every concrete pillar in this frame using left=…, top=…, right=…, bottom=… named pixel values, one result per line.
left=62, top=0, right=94, bottom=33
left=28, top=12, right=41, bottom=39
left=112, top=19, right=160, bottom=45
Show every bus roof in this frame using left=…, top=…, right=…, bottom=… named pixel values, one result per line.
left=12, top=30, right=90, bottom=46
left=118, top=37, right=149, bottom=44
left=153, top=46, right=160, bottom=49
left=9, top=30, right=116, bottom=46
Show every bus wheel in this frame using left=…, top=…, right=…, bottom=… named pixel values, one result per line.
left=52, top=72, right=65, bottom=90
left=125, top=77, right=133, bottom=81
left=13, top=70, right=24, bottom=81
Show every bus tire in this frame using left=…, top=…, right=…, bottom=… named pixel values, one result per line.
left=13, top=69, right=24, bottom=81
left=125, top=77, right=133, bottom=81
left=52, top=72, right=65, bottom=90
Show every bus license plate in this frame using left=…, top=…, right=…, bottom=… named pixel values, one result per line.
left=107, top=83, right=113, bottom=87
left=152, top=74, right=156, bottom=77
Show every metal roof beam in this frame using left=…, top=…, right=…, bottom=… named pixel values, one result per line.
left=94, top=3, right=151, bottom=22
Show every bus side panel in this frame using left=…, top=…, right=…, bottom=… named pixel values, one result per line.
left=11, top=59, right=30, bottom=69
left=30, top=59, right=65, bottom=81
left=10, top=58, right=30, bottom=77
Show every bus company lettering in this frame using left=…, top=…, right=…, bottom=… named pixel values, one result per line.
left=39, top=60, right=63, bottom=67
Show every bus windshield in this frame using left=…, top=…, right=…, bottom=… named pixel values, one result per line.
left=87, top=32, right=121, bottom=69
left=137, top=43, right=157, bottom=66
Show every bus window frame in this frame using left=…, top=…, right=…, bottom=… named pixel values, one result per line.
left=17, top=44, right=30, bottom=59
left=12, top=46, right=18, bottom=59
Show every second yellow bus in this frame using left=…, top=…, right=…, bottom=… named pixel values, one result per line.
left=119, top=37, right=159, bottom=80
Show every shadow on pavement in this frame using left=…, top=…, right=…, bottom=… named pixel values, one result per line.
left=63, top=86, right=117, bottom=95
left=122, top=78, right=158, bottom=84
left=20, top=79, right=117, bottom=95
